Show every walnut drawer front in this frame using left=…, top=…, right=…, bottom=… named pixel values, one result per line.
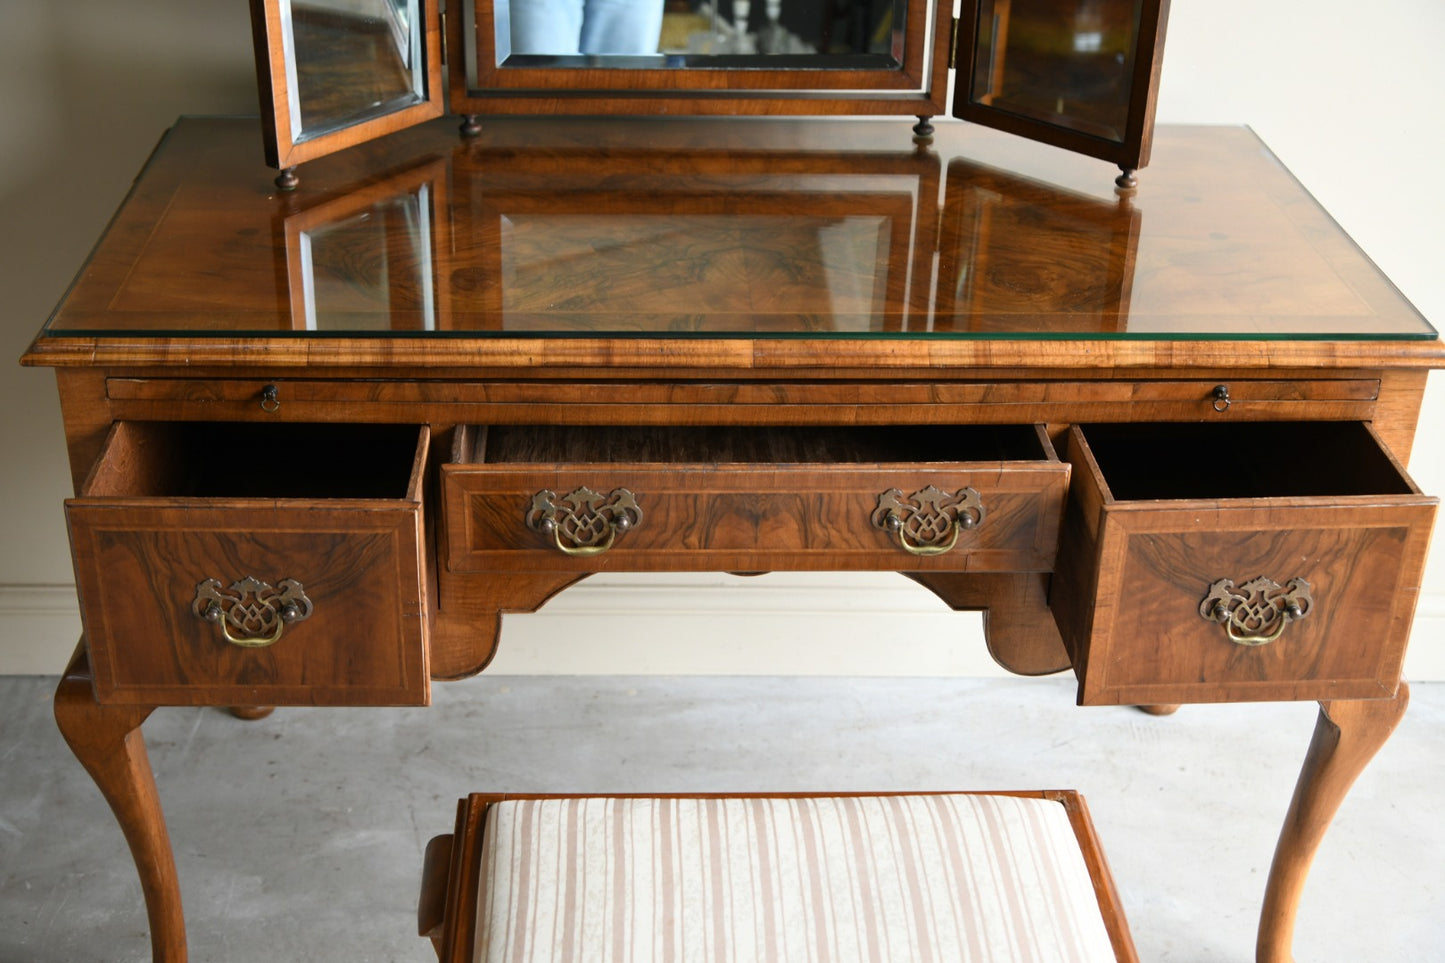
left=1052, top=422, right=1436, bottom=706
left=442, top=425, right=1069, bottom=574
left=66, top=422, right=430, bottom=706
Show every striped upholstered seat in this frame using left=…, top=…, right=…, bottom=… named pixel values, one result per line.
left=421, top=792, right=1136, bottom=963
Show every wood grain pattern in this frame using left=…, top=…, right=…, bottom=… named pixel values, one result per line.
left=66, top=424, right=431, bottom=705
left=1054, top=424, right=1437, bottom=705
left=101, top=376, right=1384, bottom=429
left=21, top=120, right=1441, bottom=370
left=443, top=436, right=1069, bottom=573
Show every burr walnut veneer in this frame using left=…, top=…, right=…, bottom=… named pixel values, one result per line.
left=23, top=116, right=1442, bottom=962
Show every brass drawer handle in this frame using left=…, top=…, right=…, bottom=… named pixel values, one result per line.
left=526, top=487, right=642, bottom=557
left=872, top=486, right=985, bottom=557
left=1199, top=576, right=1312, bottom=646
left=1211, top=384, right=1231, bottom=412
left=192, top=577, right=313, bottom=648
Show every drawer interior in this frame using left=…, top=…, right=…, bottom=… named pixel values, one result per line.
left=1078, top=422, right=1415, bottom=501
left=86, top=422, right=422, bottom=499
left=465, top=424, right=1052, bottom=465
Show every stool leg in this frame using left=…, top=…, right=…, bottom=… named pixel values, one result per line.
left=419, top=834, right=455, bottom=959
left=54, top=643, right=187, bottom=962
left=1256, top=683, right=1409, bottom=963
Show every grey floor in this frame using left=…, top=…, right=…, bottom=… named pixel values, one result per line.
left=1, top=674, right=1441, bottom=962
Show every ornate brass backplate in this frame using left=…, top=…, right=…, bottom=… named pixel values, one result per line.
left=526, top=486, right=643, bottom=556
left=871, top=485, right=985, bottom=556
left=192, top=576, right=314, bottom=648
left=1199, top=576, right=1313, bottom=647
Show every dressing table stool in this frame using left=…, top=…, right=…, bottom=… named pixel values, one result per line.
left=418, top=791, right=1139, bottom=962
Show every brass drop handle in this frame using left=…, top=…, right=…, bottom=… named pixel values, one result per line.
left=526, top=487, right=642, bottom=557
left=193, top=577, right=313, bottom=648
left=872, top=486, right=985, bottom=557
left=537, top=510, right=632, bottom=556
left=1200, top=576, right=1312, bottom=647
left=880, top=507, right=973, bottom=556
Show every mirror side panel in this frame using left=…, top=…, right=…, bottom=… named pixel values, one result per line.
left=951, top=0, right=1170, bottom=180
left=250, top=0, right=445, bottom=175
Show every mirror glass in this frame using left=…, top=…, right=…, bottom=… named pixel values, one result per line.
left=285, top=0, right=427, bottom=140
left=967, top=0, right=1141, bottom=143
left=491, top=0, right=909, bottom=66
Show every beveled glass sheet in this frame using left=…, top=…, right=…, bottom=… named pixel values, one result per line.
left=42, top=117, right=1435, bottom=340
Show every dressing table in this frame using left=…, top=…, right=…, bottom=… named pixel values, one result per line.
left=22, top=1, right=1442, bottom=960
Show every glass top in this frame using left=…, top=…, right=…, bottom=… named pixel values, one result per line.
left=42, top=117, right=1434, bottom=341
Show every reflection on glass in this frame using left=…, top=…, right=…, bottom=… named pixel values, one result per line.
left=286, top=0, right=425, bottom=140
left=292, top=186, right=437, bottom=331
left=493, top=0, right=907, bottom=65
left=969, top=0, right=1139, bottom=143
left=935, top=158, right=1139, bottom=332
left=498, top=214, right=891, bottom=332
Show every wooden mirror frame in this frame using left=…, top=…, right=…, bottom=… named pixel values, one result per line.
left=445, top=0, right=953, bottom=122
left=250, top=0, right=1168, bottom=186
left=249, top=0, right=445, bottom=183
left=952, top=0, right=1171, bottom=186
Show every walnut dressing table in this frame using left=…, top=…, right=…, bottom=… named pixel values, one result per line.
left=22, top=115, right=1440, bottom=961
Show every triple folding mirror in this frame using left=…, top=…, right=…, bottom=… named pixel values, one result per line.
left=250, top=0, right=1168, bottom=185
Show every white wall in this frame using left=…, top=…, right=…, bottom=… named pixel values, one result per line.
left=0, top=1, right=259, bottom=670
left=2, top=0, right=1442, bottom=678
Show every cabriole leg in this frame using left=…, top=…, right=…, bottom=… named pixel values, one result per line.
left=54, top=643, right=187, bottom=962
left=1256, top=683, right=1409, bottom=963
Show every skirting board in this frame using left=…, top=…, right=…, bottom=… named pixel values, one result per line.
left=3, top=575, right=1443, bottom=680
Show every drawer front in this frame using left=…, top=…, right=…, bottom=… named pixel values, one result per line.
left=68, top=505, right=428, bottom=706
left=1075, top=503, right=1432, bottom=704
left=1054, top=424, right=1436, bottom=705
left=66, top=423, right=430, bottom=706
left=444, top=463, right=1068, bottom=573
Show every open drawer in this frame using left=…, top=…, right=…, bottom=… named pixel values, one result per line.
left=442, top=425, right=1069, bottom=574
left=1052, top=422, right=1437, bottom=705
left=67, top=422, right=430, bottom=706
